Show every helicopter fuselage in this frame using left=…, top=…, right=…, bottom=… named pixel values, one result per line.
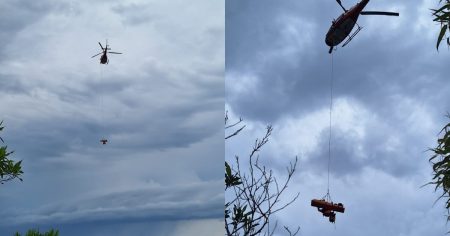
left=100, top=53, right=108, bottom=64
left=325, top=0, right=370, bottom=47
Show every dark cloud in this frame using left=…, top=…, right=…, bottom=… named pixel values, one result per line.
left=0, top=1, right=53, bottom=32
left=2, top=219, right=224, bottom=236
left=0, top=73, right=28, bottom=94
left=0, top=181, right=222, bottom=226
left=304, top=125, right=424, bottom=178
left=226, top=0, right=336, bottom=72
left=0, top=1, right=66, bottom=58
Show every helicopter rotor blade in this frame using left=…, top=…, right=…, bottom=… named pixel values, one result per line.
left=108, top=52, right=122, bottom=54
left=91, top=52, right=103, bottom=58
left=336, top=0, right=347, bottom=12
left=360, top=11, right=399, bottom=16
left=98, top=42, right=104, bottom=50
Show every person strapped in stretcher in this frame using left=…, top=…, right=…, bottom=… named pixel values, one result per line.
left=311, top=199, right=345, bottom=223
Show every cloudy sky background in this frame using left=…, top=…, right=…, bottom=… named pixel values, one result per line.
left=226, top=0, right=450, bottom=235
left=0, top=0, right=224, bottom=235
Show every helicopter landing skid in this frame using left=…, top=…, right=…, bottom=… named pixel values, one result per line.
left=342, top=25, right=362, bottom=47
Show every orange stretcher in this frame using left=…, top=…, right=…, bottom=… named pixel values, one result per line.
left=311, top=199, right=345, bottom=223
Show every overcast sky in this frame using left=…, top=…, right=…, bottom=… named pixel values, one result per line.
left=0, top=0, right=223, bottom=235
left=226, top=0, right=450, bottom=235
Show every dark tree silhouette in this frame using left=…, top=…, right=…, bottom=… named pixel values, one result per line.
left=432, top=0, right=450, bottom=50
left=428, top=115, right=450, bottom=222
left=14, top=229, right=59, bottom=236
left=429, top=0, right=450, bottom=226
left=0, top=121, right=23, bottom=184
left=225, top=112, right=300, bottom=236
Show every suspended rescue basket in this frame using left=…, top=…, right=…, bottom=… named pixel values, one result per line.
left=311, top=198, right=345, bottom=223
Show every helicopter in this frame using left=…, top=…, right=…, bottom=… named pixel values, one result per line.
left=91, top=40, right=122, bottom=64
left=326, top=0, right=399, bottom=53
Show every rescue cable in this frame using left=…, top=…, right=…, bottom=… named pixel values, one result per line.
left=310, top=52, right=345, bottom=223
left=99, top=63, right=108, bottom=145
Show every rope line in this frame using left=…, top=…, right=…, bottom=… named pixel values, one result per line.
left=326, top=52, right=334, bottom=202
left=99, top=63, right=105, bottom=142
left=99, top=64, right=104, bottom=123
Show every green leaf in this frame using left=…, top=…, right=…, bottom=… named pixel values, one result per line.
left=225, top=162, right=232, bottom=177
left=433, top=4, right=450, bottom=15
left=437, top=24, right=448, bottom=50
left=13, top=160, right=22, bottom=172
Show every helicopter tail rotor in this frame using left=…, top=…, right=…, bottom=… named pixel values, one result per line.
left=360, top=11, right=399, bottom=16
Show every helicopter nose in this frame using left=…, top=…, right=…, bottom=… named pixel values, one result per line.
left=325, top=36, right=334, bottom=47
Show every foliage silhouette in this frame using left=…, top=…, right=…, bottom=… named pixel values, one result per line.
left=428, top=115, right=450, bottom=222
left=432, top=0, right=450, bottom=50
left=225, top=112, right=300, bottom=236
left=14, top=229, right=59, bottom=236
left=0, top=121, right=23, bottom=184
